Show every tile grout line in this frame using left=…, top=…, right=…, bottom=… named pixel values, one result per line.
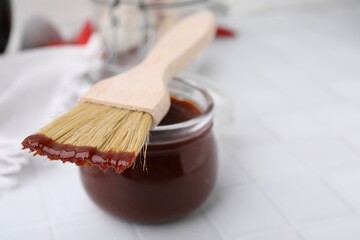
left=29, top=160, right=58, bottom=240
left=131, top=223, right=144, bottom=240
left=316, top=171, right=360, bottom=213
left=200, top=204, right=232, bottom=240
left=228, top=156, right=311, bottom=239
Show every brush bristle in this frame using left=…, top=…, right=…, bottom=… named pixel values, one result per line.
left=40, top=102, right=152, bottom=155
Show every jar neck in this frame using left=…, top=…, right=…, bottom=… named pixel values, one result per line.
left=149, top=76, right=214, bottom=145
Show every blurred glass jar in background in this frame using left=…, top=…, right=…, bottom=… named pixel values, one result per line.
left=90, top=0, right=214, bottom=78
left=89, top=0, right=234, bottom=133
left=0, top=0, right=11, bottom=53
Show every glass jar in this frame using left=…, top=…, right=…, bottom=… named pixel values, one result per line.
left=90, top=0, right=212, bottom=77
left=80, top=74, right=218, bottom=223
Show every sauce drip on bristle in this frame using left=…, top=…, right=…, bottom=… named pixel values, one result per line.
left=22, top=134, right=136, bottom=173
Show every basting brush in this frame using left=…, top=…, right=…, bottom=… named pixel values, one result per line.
left=22, top=10, right=216, bottom=173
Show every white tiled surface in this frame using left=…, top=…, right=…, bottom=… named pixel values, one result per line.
left=0, top=226, right=53, bottom=240
left=266, top=179, right=352, bottom=223
left=203, top=186, right=289, bottom=238
left=304, top=215, right=360, bottom=240
left=328, top=166, right=360, bottom=210
left=2, top=2, right=360, bottom=240
left=237, top=144, right=312, bottom=184
left=238, top=231, right=304, bottom=240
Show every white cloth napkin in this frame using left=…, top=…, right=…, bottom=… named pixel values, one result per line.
left=0, top=41, right=99, bottom=193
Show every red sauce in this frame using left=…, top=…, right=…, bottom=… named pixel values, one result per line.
left=158, top=97, right=201, bottom=125
left=22, top=134, right=136, bottom=173
left=80, top=97, right=217, bottom=223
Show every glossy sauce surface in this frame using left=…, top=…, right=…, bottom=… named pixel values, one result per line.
left=80, top=97, right=217, bottom=223
left=158, top=97, right=201, bottom=125
left=22, top=133, right=135, bottom=173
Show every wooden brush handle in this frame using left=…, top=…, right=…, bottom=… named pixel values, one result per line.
left=142, top=10, right=216, bottom=81
left=79, top=10, right=215, bottom=127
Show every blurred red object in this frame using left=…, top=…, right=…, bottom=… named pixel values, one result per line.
left=47, top=20, right=93, bottom=46
left=216, top=26, right=236, bottom=38
left=74, top=20, right=93, bottom=45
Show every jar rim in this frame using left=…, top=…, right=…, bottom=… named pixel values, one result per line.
left=152, top=75, right=214, bottom=133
